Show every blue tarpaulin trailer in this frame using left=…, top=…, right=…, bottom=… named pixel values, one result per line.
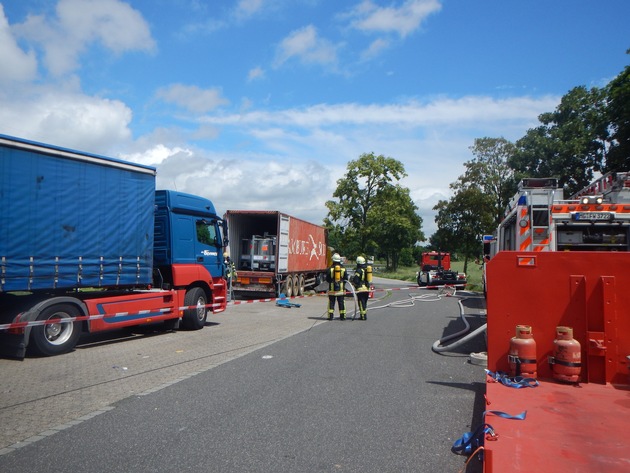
left=0, top=134, right=156, bottom=292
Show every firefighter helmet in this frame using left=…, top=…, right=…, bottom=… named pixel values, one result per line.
left=356, top=256, right=366, bottom=265
left=332, top=253, right=341, bottom=263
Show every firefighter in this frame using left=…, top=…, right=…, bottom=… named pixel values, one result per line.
left=326, top=253, right=348, bottom=320
left=352, top=256, right=372, bottom=320
left=224, top=252, right=237, bottom=301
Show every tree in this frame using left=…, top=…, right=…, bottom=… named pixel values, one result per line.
left=459, top=137, right=517, bottom=227
left=606, top=55, right=630, bottom=171
left=325, top=152, right=422, bottom=267
left=369, top=185, right=423, bottom=270
left=433, top=186, right=494, bottom=273
left=511, top=86, right=610, bottom=196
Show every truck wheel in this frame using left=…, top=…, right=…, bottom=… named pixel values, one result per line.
left=182, top=287, right=208, bottom=330
left=283, top=277, right=294, bottom=297
left=30, top=303, right=82, bottom=356
left=297, top=274, right=305, bottom=296
left=292, top=275, right=300, bottom=296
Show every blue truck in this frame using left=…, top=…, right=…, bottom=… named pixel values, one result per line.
left=0, top=134, right=228, bottom=358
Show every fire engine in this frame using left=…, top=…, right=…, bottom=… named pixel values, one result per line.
left=478, top=173, right=630, bottom=472
left=484, top=172, right=630, bottom=258
left=417, top=251, right=467, bottom=289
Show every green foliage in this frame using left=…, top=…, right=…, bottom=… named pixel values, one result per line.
left=464, top=137, right=519, bottom=226
left=606, top=60, right=630, bottom=171
left=511, top=85, right=610, bottom=195
left=433, top=186, right=495, bottom=272
left=398, top=247, right=416, bottom=267
left=432, top=138, right=509, bottom=266
left=369, top=184, right=423, bottom=270
left=325, top=152, right=424, bottom=270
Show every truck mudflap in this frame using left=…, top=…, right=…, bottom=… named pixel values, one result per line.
left=0, top=292, right=51, bottom=359
left=0, top=331, right=27, bottom=359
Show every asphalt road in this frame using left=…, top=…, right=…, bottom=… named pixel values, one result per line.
left=0, top=278, right=487, bottom=473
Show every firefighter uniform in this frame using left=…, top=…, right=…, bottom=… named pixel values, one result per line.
left=352, top=256, right=372, bottom=320
left=326, top=253, right=348, bottom=320
left=224, top=252, right=237, bottom=301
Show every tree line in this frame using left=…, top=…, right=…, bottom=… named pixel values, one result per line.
left=325, top=51, right=629, bottom=271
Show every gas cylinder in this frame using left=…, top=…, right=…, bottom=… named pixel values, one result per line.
left=550, top=326, right=581, bottom=383
left=508, top=325, right=537, bottom=378
left=366, top=265, right=373, bottom=283
left=333, top=264, right=341, bottom=283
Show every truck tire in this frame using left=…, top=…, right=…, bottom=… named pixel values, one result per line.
left=283, top=277, right=294, bottom=297
left=292, top=275, right=299, bottom=296
left=182, top=287, right=208, bottom=330
left=297, top=274, right=305, bottom=296
left=30, top=303, right=82, bottom=356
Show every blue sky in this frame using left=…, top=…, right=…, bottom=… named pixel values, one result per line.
left=1, top=0, right=629, bottom=239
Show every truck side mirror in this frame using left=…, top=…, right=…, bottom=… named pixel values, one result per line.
left=222, top=219, right=229, bottom=245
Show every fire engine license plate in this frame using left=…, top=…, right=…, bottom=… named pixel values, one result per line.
left=572, top=212, right=613, bottom=221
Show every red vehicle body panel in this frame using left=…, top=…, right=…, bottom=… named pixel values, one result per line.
left=83, top=291, right=181, bottom=331
left=483, top=251, right=630, bottom=472
left=81, top=264, right=227, bottom=332
left=285, top=217, right=328, bottom=273
left=421, top=252, right=452, bottom=269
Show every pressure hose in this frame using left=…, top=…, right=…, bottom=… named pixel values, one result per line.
left=318, top=280, right=359, bottom=319
left=345, top=280, right=359, bottom=320
left=431, top=297, right=487, bottom=353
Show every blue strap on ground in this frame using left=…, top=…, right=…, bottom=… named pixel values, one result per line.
left=484, top=410, right=527, bottom=420
left=276, top=297, right=302, bottom=308
left=485, top=369, right=539, bottom=388
left=451, top=423, right=495, bottom=455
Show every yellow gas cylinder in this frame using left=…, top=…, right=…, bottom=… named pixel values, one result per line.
left=550, top=326, right=581, bottom=383
left=334, top=264, right=341, bottom=283
left=366, top=265, right=373, bottom=283
left=508, top=325, right=537, bottom=378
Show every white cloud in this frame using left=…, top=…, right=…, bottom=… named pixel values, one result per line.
left=274, top=25, right=339, bottom=68
left=121, top=144, right=191, bottom=167
left=152, top=151, right=333, bottom=221
left=12, top=0, right=155, bottom=77
left=0, top=4, right=38, bottom=82
left=346, top=0, right=442, bottom=37
left=248, top=66, right=265, bottom=81
left=361, top=38, right=391, bottom=60
left=0, top=85, right=132, bottom=152
left=199, top=95, right=559, bottom=129
left=235, top=0, right=266, bottom=19
left=156, top=84, right=230, bottom=114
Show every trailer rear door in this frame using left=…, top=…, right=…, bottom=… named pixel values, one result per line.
left=277, top=214, right=290, bottom=273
